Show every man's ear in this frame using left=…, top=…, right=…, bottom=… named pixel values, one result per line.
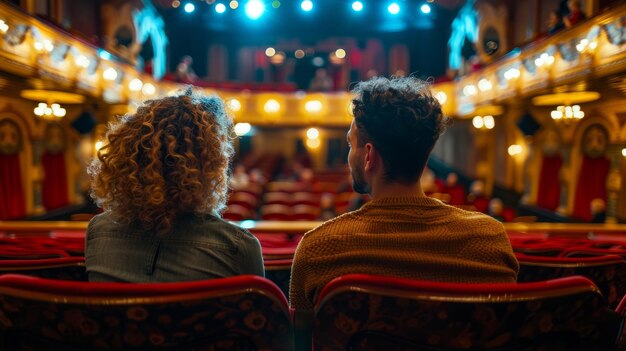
left=363, top=142, right=377, bottom=172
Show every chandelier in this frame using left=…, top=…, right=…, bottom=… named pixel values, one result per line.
left=33, top=102, right=66, bottom=119
left=550, top=104, right=584, bottom=122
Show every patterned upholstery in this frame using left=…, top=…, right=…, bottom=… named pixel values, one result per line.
left=313, top=274, right=622, bottom=351
left=0, top=257, right=87, bottom=281
left=517, top=254, right=626, bottom=309
left=0, top=274, right=293, bottom=350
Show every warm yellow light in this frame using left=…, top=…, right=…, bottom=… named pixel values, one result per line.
left=103, top=67, right=118, bottom=81
left=229, top=0, right=239, bottom=9
left=142, top=83, right=156, bottom=95
left=95, top=141, right=104, bottom=151
left=129, top=78, right=143, bottom=91
left=504, top=68, right=520, bottom=80
left=172, top=0, right=180, bottom=8
left=508, top=144, right=523, bottom=156
left=335, top=49, right=346, bottom=59
left=622, top=148, right=626, bottom=157
left=304, top=100, right=322, bottom=113
left=306, top=127, right=319, bottom=140
left=306, top=138, right=320, bottom=148
left=478, top=78, right=492, bottom=91
left=265, top=47, right=276, bottom=57
left=462, top=84, right=477, bottom=97
left=295, top=49, right=305, bottom=59
left=234, top=122, right=251, bottom=136
left=472, top=116, right=484, bottom=129
left=434, top=91, right=447, bottom=104
left=0, top=19, right=8, bottom=34
left=43, top=39, right=54, bottom=52
left=483, top=115, right=495, bottom=129
left=75, top=55, right=90, bottom=68
left=264, top=99, right=280, bottom=113
left=34, top=41, right=44, bottom=51
left=226, top=98, right=241, bottom=112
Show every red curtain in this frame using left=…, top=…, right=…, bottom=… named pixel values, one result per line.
left=573, top=156, right=610, bottom=221
left=0, top=154, right=26, bottom=219
left=536, top=155, right=563, bottom=211
left=42, top=152, right=68, bottom=211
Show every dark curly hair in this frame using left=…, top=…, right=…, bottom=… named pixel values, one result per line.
left=88, top=88, right=234, bottom=236
left=351, top=76, right=449, bottom=184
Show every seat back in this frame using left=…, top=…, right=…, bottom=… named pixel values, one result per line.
left=0, top=257, right=87, bottom=281
left=517, top=254, right=626, bottom=309
left=0, top=274, right=293, bottom=350
left=313, top=274, right=621, bottom=351
left=264, top=259, right=292, bottom=297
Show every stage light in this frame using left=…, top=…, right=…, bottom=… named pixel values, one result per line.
left=265, top=47, right=276, bottom=57
left=295, top=49, right=305, bottom=59
left=215, top=3, right=226, bottom=12
left=472, top=116, right=484, bottom=129
left=352, top=1, right=363, bottom=11
left=622, top=148, right=626, bottom=157
left=230, top=0, right=238, bottom=9
left=226, top=98, right=241, bottom=112
left=272, top=0, right=280, bottom=8
left=301, top=0, right=313, bottom=11
left=245, top=0, right=265, bottom=20
left=508, top=144, right=523, bottom=156
left=305, top=101, right=323, bottom=114
left=172, top=0, right=180, bottom=8
left=335, top=49, right=346, bottom=59
left=388, top=2, right=400, bottom=15
left=184, top=3, right=195, bottom=13
left=420, top=4, right=431, bottom=14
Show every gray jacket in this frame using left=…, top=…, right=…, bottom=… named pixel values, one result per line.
left=85, top=212, right=264, bottom=282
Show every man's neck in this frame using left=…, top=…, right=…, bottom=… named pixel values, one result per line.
left=370, top=179, right=426, bottom=200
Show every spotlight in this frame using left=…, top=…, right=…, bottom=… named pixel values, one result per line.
left=387, top=2, right=400, bottom=15
left=184, top=3, right=195, bottom=13
left=265, top=47, right=276, bottom=57
left=420, top=4, right=431, bottom=14
left=294, top=49, right=305, bottom=59
left=271, top=0, right=280, bottom=8
left=229, top=0, right=238, bottom=9
left=172, top=0, right=180, bottom=8
left=301, top=0, right=313, bottom=11
left=335, top=48, right=346, bottom=59
left=215, top=3, right=226, bottom=12
left=245, top=0, right=265, bottom=19
left=352, top=1, right=363, bottom=11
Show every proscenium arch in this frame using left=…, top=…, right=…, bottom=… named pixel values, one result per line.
left=133, top=0, right=168, bottom=80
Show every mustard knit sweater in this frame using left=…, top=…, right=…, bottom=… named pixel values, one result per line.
left=289, top=196, right=519, bottom=311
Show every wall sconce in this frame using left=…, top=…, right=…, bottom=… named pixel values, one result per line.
left=472, top=115, right=495, bottom=130
left=550, top=104, right=584, bottom=122
left=34, top=102, right=66, bottom=119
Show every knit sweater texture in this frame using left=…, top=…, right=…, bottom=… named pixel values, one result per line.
left=289, top=196, right=520, bottom=311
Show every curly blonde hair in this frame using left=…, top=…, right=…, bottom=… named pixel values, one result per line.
left=89, top=88, right=234, bottom=236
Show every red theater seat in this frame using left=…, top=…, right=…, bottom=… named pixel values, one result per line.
left=517, top=253, right=626, bottom=309
left=308, top=274, right=622, bottom=351
left=0, top=257, right=86, bottom=281
left=0, top=274, right=293, bottom=350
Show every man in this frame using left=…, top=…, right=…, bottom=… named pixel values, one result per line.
left=289, top=76, right=519, bottom=311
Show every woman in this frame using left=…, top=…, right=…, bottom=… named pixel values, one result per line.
left=86, top=88, right=263, bottom=282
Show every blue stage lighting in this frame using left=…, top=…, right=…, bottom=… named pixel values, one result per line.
left=352, top=1, right=363, bottom=11
left=245, top=0, right=265, bottom=19
left=215, top=3, right=226, bottom=13
left=301, top=0, right=313, bottom=11
left=184, top=2, right=195, bottom=13
left=420, top=4, right=431, bottom=14
left=387, top=2, right=400, bottom=15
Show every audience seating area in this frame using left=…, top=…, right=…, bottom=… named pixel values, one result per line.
left=0, top=222, right=625, bottom=349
